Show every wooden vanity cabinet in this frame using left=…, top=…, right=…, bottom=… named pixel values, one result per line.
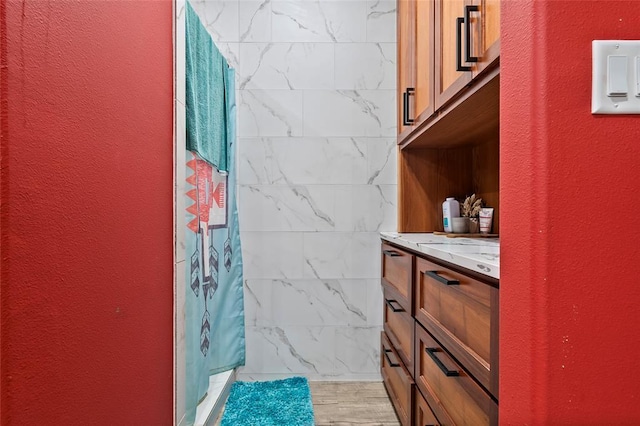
left=380, top=242, right=499, bottom=425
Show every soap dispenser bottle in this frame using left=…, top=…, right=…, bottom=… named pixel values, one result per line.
left=442, top=197, right=460, bottom=233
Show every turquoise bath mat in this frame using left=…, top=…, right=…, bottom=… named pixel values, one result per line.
left=221, top=377, right=315, bottom=426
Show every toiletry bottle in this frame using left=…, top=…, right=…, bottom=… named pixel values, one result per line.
left=442, top=197, right=460, bottom=233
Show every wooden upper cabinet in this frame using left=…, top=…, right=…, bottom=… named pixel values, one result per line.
left=435, top=0, right=473, bottom=109
left=397, top=0, right=499, bottom=144
left=472, top=0, right=500, bottom=77
left=397, top=0, right=415, bottom=139
left=413, top=0, right=435, bottom=124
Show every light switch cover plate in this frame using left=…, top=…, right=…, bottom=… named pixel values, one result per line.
left=592, top=40, right=640, bottom=114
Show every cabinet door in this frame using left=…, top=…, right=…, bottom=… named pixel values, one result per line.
left=435, top=0, right=473, bottom=109
left=414, top=387, right=440, bottom=426
left=383, top=286, right=414, bottom=374
left=413, top=0, right=435, bottom=124
left=471, top=0, right=500, bottom=77
left=414, top=256, right=499, bottom=398
left=398, top=0, right=415, bottom=139
left=415, top=323, right=498, bottom=426
left=381, top=332, right=414, bottom=426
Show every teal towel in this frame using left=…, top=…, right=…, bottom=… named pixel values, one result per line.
left=185, top=1, right=228, bottom=172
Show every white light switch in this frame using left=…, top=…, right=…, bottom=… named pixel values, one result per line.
left=592, top=40, right=640, bottom=114
left=607, top=55, right=628, bottom=96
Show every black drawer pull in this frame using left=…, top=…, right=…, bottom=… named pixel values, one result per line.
left=424, top=270, right=459, bottom=285
left=385, top=299, right=405, bottom=313
left=425, top=347, right=459, bottom=377
left=384, top=349, right=400, bottom=367
left=382, top=249, right=401, bottom=257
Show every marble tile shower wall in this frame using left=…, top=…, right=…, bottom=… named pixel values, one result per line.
left=190, top=0, right=397, bottom=380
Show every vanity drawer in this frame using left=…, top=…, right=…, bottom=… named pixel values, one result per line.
left=414, top=257, right=498, bottom=396
left=381, top=332, right=413, bottom=426
left=414, top=387, right=440, bottom=426
left=383, top=287, right=414, bottom=374
left=382, top=243, right=413, bottom=312
left=415, top=324, right=498, bottom=426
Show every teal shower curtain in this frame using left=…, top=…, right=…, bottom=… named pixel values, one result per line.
left=184, top=2, right=245, bottom=424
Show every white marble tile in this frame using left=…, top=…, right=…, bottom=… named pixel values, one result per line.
left=272, top=1, right=367, bottom=42
left=365, top=279, right=383, bottom=326
left=359, top=90, right=397, bottom=136
left=214, top=42, right=241, bottom=70
left=239, top=185, right=336, bottom=231
left=365, top=137, right=397, bottom=185
left=334, top=184, right=397, bottom=232
left=239, top=0, right=272, bottom=42
left=237, top=371, right=382, bottom=381
left=366, top=0, right=396, bottom=42
left=239, top=90, right=304, bottom=136
left=237, top=137, right=369, bottom=185
left=237, top=138, right=268, bottom=185
left=190, top=0, right=240, bottom=42
left=271, top=279, right=368, bottom=326
left=303, top=232, right=381, bottom=279
left=241, top=231, right=304, bottom=279
left=303, top=90, right=396, bottom=137
left=335, top=43, right=395, bottom=90
left=243, top=326, right=335, bottom=375
left=235, top=372, right=297, bottom=382
left=240, top=326, right=265, bottom=375
left=335, top=326, right=381, bottom=374
left=176, top=0, right=186, bottom=105
left=239, top=43, right=334, bottom=90
left=244, top=279, right=273, bottom=326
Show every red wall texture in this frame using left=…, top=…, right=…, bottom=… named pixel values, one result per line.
left=1, top=0, right=174, bottom=424
left=501, top=0, right=640, bottom=423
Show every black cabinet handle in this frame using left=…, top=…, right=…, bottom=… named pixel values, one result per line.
left=456, top=17, right=472, bottom=72
left=464, top=5, right=479, bottom=63
left=425, top=347, right=459, bottom=377
left=384, top=349, right=400, bottom=367
left=382, top=249, right=401, bottom=257
left=402, top=88, right=415, bottom=126
left=424, top=270, right=459, bottom=285
left=385, top=299, right=405, bottom=313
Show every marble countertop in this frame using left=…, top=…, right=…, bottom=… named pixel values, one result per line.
left=380, top=232, right=500, bottom=280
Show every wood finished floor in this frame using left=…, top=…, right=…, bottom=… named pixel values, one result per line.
left=310, top=382, right=400, bottom=426
left=215, top=381, right=400, bottom=425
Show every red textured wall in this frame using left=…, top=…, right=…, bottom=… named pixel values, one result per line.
left=501, top=0, right=640, bottom=423
left=1, top=0, right=173, bottom=424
